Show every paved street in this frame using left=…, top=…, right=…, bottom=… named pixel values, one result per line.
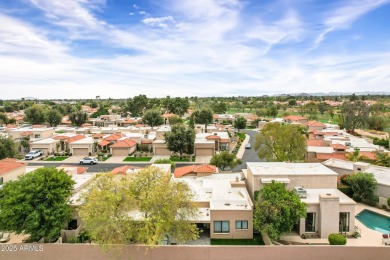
left=233, top=129, right=266, bottom=172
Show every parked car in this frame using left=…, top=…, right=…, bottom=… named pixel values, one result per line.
left=79, top=157, right=98, bottom=165
left=245, top=143, right=251, bottom=149
left=24, top=150, right=43, bottom=160
left=0, top=232, right=10, bottom=243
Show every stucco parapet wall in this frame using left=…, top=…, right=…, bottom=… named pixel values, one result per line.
left=247, top=162, right=338, bottom=176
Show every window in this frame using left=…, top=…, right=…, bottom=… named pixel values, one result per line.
left=34, top=134, right=40, bottom=138
left=214, top=221, right=229, bottom=233
left=235, top=221, right=248, bottom=230
left=305, top=212, right=316, bottom=232
left=339, top=212, right=350, bottom=232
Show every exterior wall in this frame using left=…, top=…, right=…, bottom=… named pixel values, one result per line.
left=376, top=184, right=390, bottom=199
left=2, top=166, right=26, bottom=182
left=111, top=146, right=136, bottom=156
left=323, top=165, right=353, bottom=176
left=299, top=204, right=320, bottom=235
left=319, top=195, right=340, bottom=238
left=245, top=167, right=255, bottom=200
left=339, top=204, right=355, bottom=235
left=30, top=143, right=57, bottom=155
left=153, top=143, right=171, bottom=155
left=69, top=143, right=94, bottom=155
left=249, top=174, right=337, bottom=199
left=210, top=209, right=253, bottom=239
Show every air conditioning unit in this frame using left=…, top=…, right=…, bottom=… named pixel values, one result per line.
left=294, top=187, right=307, bottom=198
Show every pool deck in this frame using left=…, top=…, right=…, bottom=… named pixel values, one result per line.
left=280, top=203, right=390, bottom=246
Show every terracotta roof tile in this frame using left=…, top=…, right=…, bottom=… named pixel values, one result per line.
left=110, top=139, right=137, bottom=148
left=206, top=135, right=221, bottom=140
left=66, top=135, right=86, bottom=143
left=20, top=131, right=33, bottom=136
left=331, top=144, right=347, bottom=150
left=305, top=121, right=325, bottom=127
left=92, top=134, right=104, bottom=138
left=103, top=134, right=122, bottom=142
left=111, top=165, right=142, bottom=174
left=0, top=158, right=27, bottom=175
left=53, top=135, right=69, bottom=140
left=316, top=153, right=347, bottom=161
left=98, top=140, right=111, bottom=146
left=307, top=139, right=326, bottom=146
left=174, top=164, right=217, bottom=178
left=283, top=115, right=307, bottom=121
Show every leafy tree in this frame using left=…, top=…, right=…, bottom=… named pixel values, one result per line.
left=192, top=108, right=213, bottom=133
left=79, top=167, right=198, bottom=246
left=234, top=116, right=247, bottom=132
left=367, top=116, right=389, bottom=131
left=210, top=151, right=242, bottom=171
left=346, top=148, right=361, bottom=162
left=20, top=136, right=30, bottom=153
left=254, top=123, right=307, bottom=162
left=24, top=104, right=47, bottom=124
left=165, top=124, right=195, bottom=159
left=143, top=109, right=164, bottom=129
left=305, top=102, right=318, bottom=120
left=0, top=113, right=9, bottom=125
left=338, top=101, right=369, bottom=133
left=153, top=158, right=176, bottom=170
left=288, top=99, right=297, bottom=106
left=0, top=168, right=75, bottom=242
left=69, top=111, right=88, bottom=127
left=317, top=102, right=329, bottom=115
left=297, top=105, right=306, bottom=117
left=345, top=172, right=378, bottom=206
left=266, top=106, right=278, bottom=118
left=47, top=109, right=62, bottom=127
left=90, top=106, right=109, bottom=118
left=168, top=115, right=183, bottom=125
left=328, top=107, right=335, bottom=119
left=123, top=95, right=149, bottom=117
left=254, top=181, right=306, bottom=240
left=0, top=135, right=17, bottom=159
left=211, top=101, right=228, bottom=114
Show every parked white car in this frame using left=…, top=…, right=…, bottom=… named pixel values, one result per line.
left=24, top=150, right=43, bottom=160
left=79, top=157, right=98, bottom=165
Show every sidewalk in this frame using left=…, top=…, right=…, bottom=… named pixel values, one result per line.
left=236, top=134, right=250, bottom=159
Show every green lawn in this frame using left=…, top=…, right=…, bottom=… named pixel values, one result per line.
left=211, top=234, right=264, bottom=245
left=123, top=157, right=152, bottom=162
left=44, top=156, right=68, bottom=161
left=170, top=157, right=196, bottom=162
left=235, top=132, right=246, bottom=142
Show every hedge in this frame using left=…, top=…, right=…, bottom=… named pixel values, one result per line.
left=328, top=233, right=347, bottom=245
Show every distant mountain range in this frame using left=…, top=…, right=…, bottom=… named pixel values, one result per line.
left=275, top=91, right=390, bottom=97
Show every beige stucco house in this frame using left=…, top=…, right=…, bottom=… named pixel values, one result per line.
left=69, top=137, right=95, bottom=156
left=0, top=158, right=27, bottom=183
left=243, top=162, right=356, bottom=238
left=30, top=138, right=60, bottom=155
left=7, top=127, right=54, bottom=141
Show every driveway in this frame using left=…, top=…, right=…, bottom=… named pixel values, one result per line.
left=233, top=129, right=266, bottom=172
left=150, top=155, right=170, bottom=163
left=195, top=156, right=212, bottom=164
left=63, top=156, right=85, bottom=163
left=104, top=156, right=128, bottom=163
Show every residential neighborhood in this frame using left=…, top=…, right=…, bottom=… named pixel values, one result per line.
left=1, top=0, right=390, bottom=259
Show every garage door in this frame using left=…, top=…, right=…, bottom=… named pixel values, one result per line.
left=155, top=147, right=171, bottom=155
left=112, top=148, right=129, bottom=156
left=196, top=148, right=214, bottom=156
left=73, top=148, right=89, bottom=156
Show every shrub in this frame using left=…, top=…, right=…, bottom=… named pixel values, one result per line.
left=337, top=184, right=353, bottom=198
left=387, top=197, right=390, bottom=208
left=328, top=233, right=347, bottom=245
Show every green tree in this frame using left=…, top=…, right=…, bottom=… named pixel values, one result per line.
left=266, top=106, right=278, bottom=118
left=79, top=167, right=198, bottom=246
left=164, top=124, right=195, bottom=159
left=192, top=108, right=213, bottom=133
left=47, top=109, right=62, bottom=127
left=288, top=99, right=297, bottom=106
left=328, top=107, right=335, bottom=119
left=305, top=102, right=318, bottom=120
left=317, top=102, right=329, bottom=115
left=254, top=123, right=307, bottom=162
left=345, top=172, right=378, bottom=206
left=0, top=135, right=17, bottom=159
left=234, top=116, right=247, bottom=132
left=254, top=181, right=306, bottom=240
left=367, top=116, right=389, bottom=131
left=168, top=115, right=183, bottom=125
left=339, top=101, right=369, bottom=133
left=211, top=101, right=228, bottom=114
left=69, top=111, right=88, bottom=127
left=143, top=109, right=164, bottom=129
left=90, top=106, right=109, bottom=118
left=0, top=113, right=9, bottom=125
left=20, top=136, right=30, bottom=153
left=210, top=151, right=242, bottom=171
left=24, top=104, right=47, bottom=124
left=375, top=152, right=390, bottom=167
left=0, top=168, right=75, bottom=242
left=297, top=105, right=306, bottom=117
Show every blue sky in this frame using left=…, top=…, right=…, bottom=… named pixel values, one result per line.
left=0, top=0, right=389, bottom=99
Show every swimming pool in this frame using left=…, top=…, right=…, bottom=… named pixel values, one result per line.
left=356, top=209, right=390, bottom=234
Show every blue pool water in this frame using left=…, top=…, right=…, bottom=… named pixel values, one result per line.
left=356, top=210, right=390, bottom=234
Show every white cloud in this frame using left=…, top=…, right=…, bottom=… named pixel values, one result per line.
left=315, top=0, right=390, bottom=45
left=142, top=16, right=175, bottom=28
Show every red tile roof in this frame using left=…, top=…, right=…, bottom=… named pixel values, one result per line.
left=111, top=165, right=142, bottom=174
left=206, top=135, right=221, bottom=140
left=174, top=164, right=217, bottom=178
left=220, top=139, right=231, bottom=143
left=331, top=144, right=347, bottom=150
left=141, top=139, right=153, bottom=144
left=305, top=121, right=325, bottom=127
left=316, top=153, right=347, bottom=161
left=98, top=140, right=111, bottom=147
left=307, top=139, right=326, bottom=146
left=357, top=151, right=390, bottom=161
left=103, top=134, right=122, bottom=142
left=81, top=123, right=92, bottom=127
left=283, top=115, right=307, bottom=121
left=92, top=133, right=104, bottom=138
left=110, top=139, right=137, bottom=148
left=0, top=158, right=27, bottom=175
left=66, top=135, right=86, bottom=143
